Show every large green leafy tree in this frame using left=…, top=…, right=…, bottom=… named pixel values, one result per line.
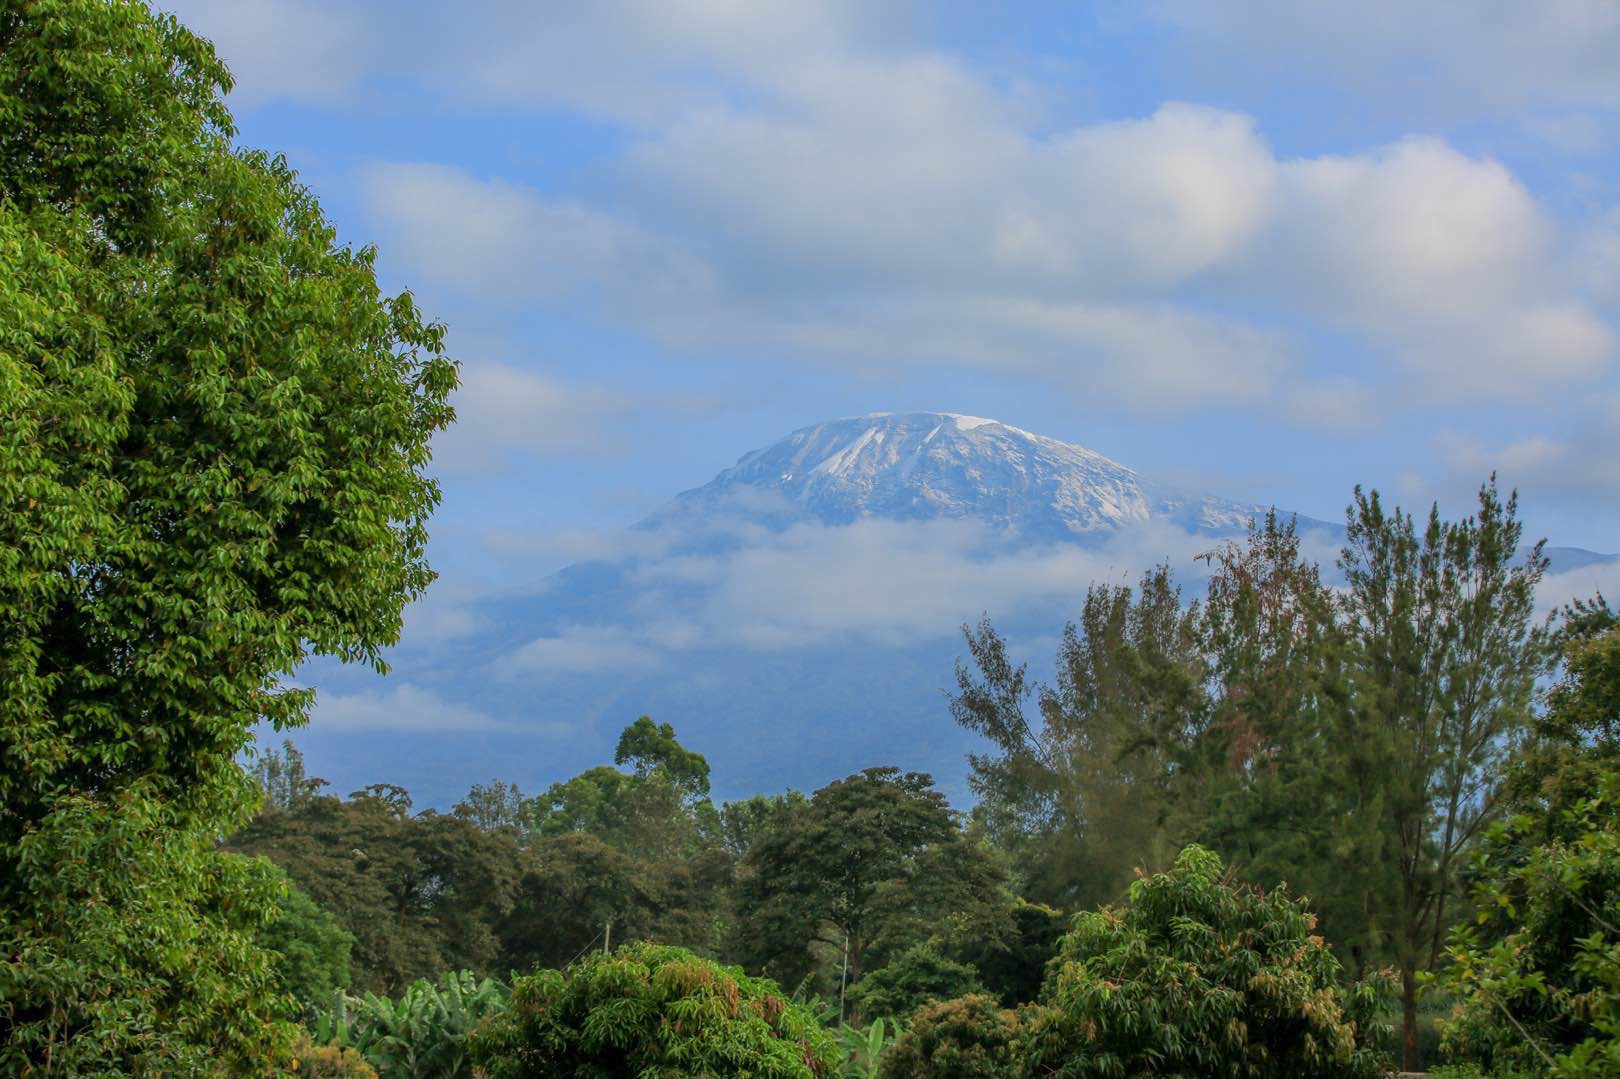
left=527, top=716, right=720, bottom=862
left=1, top=0, right=455, bottom=1069
left=1338, top=480, right=1550, bottom=1068
left=0, top=0, right=455, bottom=831
left=738, top=767, right=1008, bottom=993
left=498, top=831, right=663, bottom=974
left=1436, top=602, right=1620, bottom=1075
left=520, top=718, right=733, bottom=959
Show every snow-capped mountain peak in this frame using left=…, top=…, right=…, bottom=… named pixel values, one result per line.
left=662, top=412, right=1269, bottom=541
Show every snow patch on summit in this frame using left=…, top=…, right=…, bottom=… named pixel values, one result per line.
left=658, top=411, right=1284, bottom=544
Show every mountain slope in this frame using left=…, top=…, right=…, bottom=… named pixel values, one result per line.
left=295, top=413, right=1615, bottom=809
left=651, top=411, right=1310, bottom=540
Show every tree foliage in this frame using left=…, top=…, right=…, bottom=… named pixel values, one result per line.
left=468, top=942, right=839, bottom=1078
left=846, top=943, right=986, bottom=1023
left=877, top=994, right=1027, bottom=1079
left=1, top=0, right=454, bottom=1067
left=0, top=785, right=296, bottom=1074
left=739, top=767, right=1008, bottom=992
left=0, top=0, right=455, bottom=834
left=951, top=565, right=1207, bottom=907
left=1436, top=609, right=1620, bottom=1075
left=255, top=740, right=333, bottom=813
left=1338, top=479, right=1550, bottom=1067
left=951, top=484, right=1552, bottom=1069
left=226, top=792, right=519, bottom=994
left=1020, top=845, right=1393, bottom=1078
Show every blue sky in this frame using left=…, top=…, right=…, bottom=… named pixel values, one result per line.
left=160, top=1, right=1620, bottom=792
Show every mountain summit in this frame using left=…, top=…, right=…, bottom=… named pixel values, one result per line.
left=660, top=411, right=1271, bottom=541
left=305, top=411, right=1612, bottom=811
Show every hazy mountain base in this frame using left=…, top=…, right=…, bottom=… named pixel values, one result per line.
left=291, top=414, right=1616, bottom=809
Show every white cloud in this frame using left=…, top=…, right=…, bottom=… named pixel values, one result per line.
left=1154, top=0, right=1620, bottom=121
left=270, top=5, right=1612, bottom=420
left=313, top=683, right=508, bottom=732
left=1539, top=559, right=1620, bottom=619
left=1436, top=401, right=1620, bottom=502
left=445, top=1, right=915, bottom=122
left=630, top=100, right=1274, bottom=295
left=1282, top=378, right=1380, bottom=432
left=399, top=592, right=483, bottom=648
left=161, top=0, right=374, bottom=106
left=361, top=163, right=716, bottom=307
left=431, top=363, right=627, bottom=474
left=1261, top=139, right=1612, bottom=392
left=521, top=517, right=1245, bottom=655
left=509, top=625, right=665, bottom=674
left=367, top=125, right=1611, bottom=417
left=173, top=0, right=915, bottom=117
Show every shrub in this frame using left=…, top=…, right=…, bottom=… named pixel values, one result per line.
left=877, top=994, right=1025, bottom=1078
left=847, top=943, right=986, bottom=1022
left=0, top=787, right=296, bottom=1075
left=263, top=865, right=354, bottom=1020
left=1020, top=845, right=1392, bottom=1078
left=468, top=941, right=839, bottom=1077
left=292, top=1034, right=378, bottom=1078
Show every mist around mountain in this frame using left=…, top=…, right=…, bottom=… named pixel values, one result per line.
left=294, top=412, right=1617, bottom=808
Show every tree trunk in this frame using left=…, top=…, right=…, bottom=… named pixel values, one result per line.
left=1401, top=964, right=1419, bottom=1073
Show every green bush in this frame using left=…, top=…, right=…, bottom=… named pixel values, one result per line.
left=847, top=943, right=986, bottom=1022
left=468, top=941, right=840, bottom=1077
left=877, top=994, right=1025, bottom=1078
left=0, top=787, right=296, bottom=1075
left=1020, top=845, right=1392, bottom=1078
left=292, top=1034, right=378, bottom=1078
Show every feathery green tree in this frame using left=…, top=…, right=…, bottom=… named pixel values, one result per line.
left=1339, top=479, right=1551, bottom=1068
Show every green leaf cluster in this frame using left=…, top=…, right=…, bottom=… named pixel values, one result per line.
left=0, top=784, right=296, bottom=1074
left=1435, top=613, right=1620, bottom=1075
left=468, top=941, right=840, bottom=1077
left=876, top=994, right=1028, bottom=1079
left=1020, top=845, right=1393, bottom=1078
left=845, top=943, right=986, bottom=1023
